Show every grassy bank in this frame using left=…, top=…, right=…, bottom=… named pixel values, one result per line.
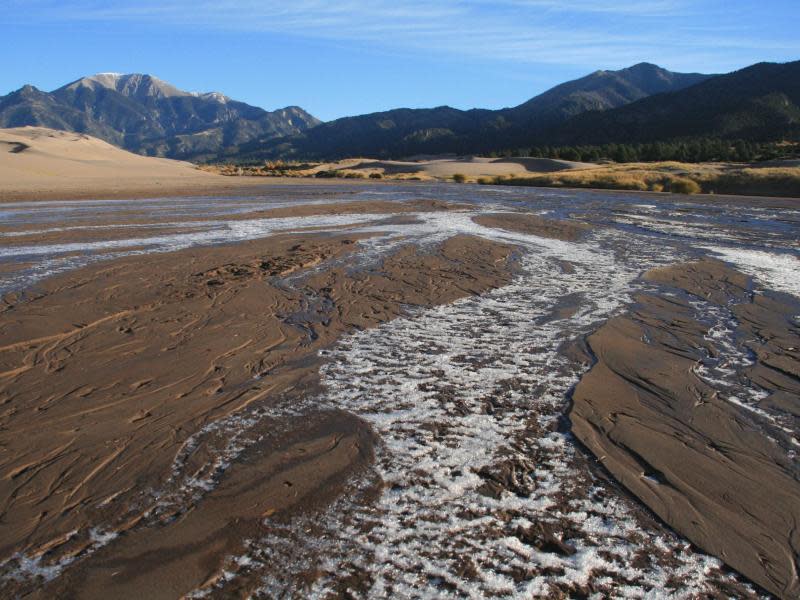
left=200, top=160, right=800, bottom=197
left=477, top=162, right=800, bottom=197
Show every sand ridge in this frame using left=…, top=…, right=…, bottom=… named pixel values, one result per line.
left=472, top=212, right=593, bottom=242
left=0, top=127, right=208, bottom=179
left=571, top=259, right=800, bottom=598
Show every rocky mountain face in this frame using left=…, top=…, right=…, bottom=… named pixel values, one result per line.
left=0, top=73, right=320, bottom=160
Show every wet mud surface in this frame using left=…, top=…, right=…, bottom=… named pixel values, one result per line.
left=0, top=184, right=798, bottom=597
left=572, top=260, right=800, bottom=598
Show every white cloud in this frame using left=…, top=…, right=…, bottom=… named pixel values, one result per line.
left=8, top=1, right=800, bottom=71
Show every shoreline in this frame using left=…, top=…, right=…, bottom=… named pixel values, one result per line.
left=0, top=175, right=382, bottom=203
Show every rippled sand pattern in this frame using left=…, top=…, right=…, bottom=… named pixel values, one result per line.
left=213, top=226, right=759, bottom=598
left=1, top=185, right=797, bottom=598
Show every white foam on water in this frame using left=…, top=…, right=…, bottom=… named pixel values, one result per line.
left=0, top=212, right=409, bottom=294
left=0, top=213, right=390, bottom=259
left=0, top=221, right=216, bottom=238
left=700, top=245, right=800, bottom=299
left=614, top=213, right=742, bottom=243
left=221, top=224, right=755, bottom=598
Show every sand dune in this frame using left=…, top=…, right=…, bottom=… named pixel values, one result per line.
left=0, top=127, right=278, bottom=201
left=1, top=127, right=593, bottom=200
left=311, top=156, right=596, bottom=178
left=0, top=127, right=208, bottom=180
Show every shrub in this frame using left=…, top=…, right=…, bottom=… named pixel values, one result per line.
left=369, top=172, right=384, bottom=179
left=477, top=177, right=493, bottom=185
left=669, top=178, right=701, bottom=194
left=452, top=173, right=467, bottom=183
left=595, top=174, right=648, bottom=191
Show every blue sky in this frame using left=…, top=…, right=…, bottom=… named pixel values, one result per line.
left=3, top=1, right=799, bottom=121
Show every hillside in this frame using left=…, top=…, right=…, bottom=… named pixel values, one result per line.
left=254, top=106, right=495, bottom=160
left=545, top=61, right=800, bottom=146
left=240, top=63, right=711, bottom=160
left=0, top=74, right=320, bottom=160
left=504, top=62, right=709, bottom=132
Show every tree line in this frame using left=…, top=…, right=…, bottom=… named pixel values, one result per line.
left=484, top=139, right=800, bottom=163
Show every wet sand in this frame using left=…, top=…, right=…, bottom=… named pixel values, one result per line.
left=0, top=176, right=378, bottom=203
left=571, top=260, right=800, bottom=598
left=0, top=185, right=798, bottom=597
left=0, top=224, right=513, bottom=597
left=472, top=212, right=593, bottom=241
left=0, top=199, right=462, bottom=289
left=0, top=199, right=455, bottom=241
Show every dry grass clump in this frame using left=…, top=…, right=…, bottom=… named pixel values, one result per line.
left=314, top=169, right=367, bottom=179
left=390, top=173, right=434, bottom=181
left=668, top=178, right=701, bottom=194
left=202, top=161, right=321, bottom=178
left=452, top=173, right=467, bottom=183
left=500, top=172, right=648, bottom=191
left=698, top=168, right=800, bottom=196
left=369, top=172, right=384, bottom=179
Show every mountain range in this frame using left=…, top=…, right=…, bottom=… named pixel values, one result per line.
left=242, top=62, right=713, bottom=160
left=544, top=60, right=800, bottom=146
left=3, top=60, right=798, bottom=162
left=0, top=73, right=319, bottom=160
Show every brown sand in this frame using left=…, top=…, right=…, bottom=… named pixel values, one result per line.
left=0, top=127, right=373, bottom=202
left=0, top=226, right=214, bottom=247
left=0, top=223, right=513, bottom=597
left=473, top=212, right=593, bottom=241
left=570, top=260, right=800, bottom=598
